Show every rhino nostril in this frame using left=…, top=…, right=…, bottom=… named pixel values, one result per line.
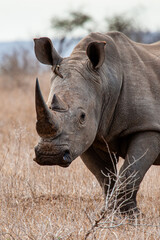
left=63, top=150, right=72, bottom=163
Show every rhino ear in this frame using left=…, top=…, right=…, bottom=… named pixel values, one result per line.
left=34, top=37, right=63, bottom=66
left=86, top=41, right=106, bottom=69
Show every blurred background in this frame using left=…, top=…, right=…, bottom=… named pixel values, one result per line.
left=0, top=0, right=160, bottom=87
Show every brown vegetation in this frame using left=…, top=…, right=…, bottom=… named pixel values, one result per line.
left=0, top=72, right=160, bottom=239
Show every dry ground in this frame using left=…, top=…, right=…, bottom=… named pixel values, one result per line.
left=0, top=73, right=160, bottom=240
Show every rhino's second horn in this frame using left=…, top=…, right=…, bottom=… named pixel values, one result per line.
left=51, top=94, right=68, bottom=111
left=35, top=78, right=60, bottom=137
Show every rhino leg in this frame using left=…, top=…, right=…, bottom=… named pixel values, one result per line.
left=81, top=146, right=118, bottom=198
left=118, top=131, right=160, bottom=214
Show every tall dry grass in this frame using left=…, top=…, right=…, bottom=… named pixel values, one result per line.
left=0, top=73, right=160, bottom=239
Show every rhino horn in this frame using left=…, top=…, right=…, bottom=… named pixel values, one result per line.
left=35, top=78, right=61, bottom=137
left=51, top=94, right=68, bottom=111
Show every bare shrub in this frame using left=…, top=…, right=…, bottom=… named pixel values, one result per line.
left=84, top=150, right=160, bottom=240
left=0, top=47, right=41, bottom=89
left=84, top=167, right=139, bottom=239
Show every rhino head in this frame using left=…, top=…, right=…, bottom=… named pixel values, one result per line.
left=34, top=37, right=106, bottom=167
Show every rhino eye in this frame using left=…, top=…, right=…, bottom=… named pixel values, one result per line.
left=79, top=112, right=86, bottom=124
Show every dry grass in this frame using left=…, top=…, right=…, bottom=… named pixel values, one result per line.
left=0, top=73, right=160, bottom=239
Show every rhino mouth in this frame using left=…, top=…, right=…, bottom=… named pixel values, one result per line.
left=34, top=146, right=72, bottom=167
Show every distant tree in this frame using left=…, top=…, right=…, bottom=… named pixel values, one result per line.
left=106, top=14, right=145, bottom=42
left=106, top=15, right=136, bottom=34
left=51, top=11, right=93, bottom=54
left=51, top=9, right=156, bottom=51
left=51, top=11, right=92, bottom=34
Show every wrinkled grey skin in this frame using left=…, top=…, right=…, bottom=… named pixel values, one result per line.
left=34, top=32, right=160, bottom=214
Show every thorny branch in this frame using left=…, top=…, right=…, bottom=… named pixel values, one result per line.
left=84, top=136, right=150, bottom=239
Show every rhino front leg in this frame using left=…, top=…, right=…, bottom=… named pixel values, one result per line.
left=81, top=146, right=118, bottom=198
left=118, top=131, right=160, bottom=214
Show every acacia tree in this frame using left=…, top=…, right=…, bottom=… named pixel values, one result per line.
left=51, top=11, right=93, bottom=54
left=107, top=15, right=136, bottom=33
left=51, top=10, right=146, bottom=54
left=106, top=14, right=145, bottom=42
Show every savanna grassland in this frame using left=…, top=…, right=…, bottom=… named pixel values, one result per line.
left=0, top=72, right=160, bottom=240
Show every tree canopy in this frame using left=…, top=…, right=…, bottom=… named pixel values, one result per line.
left=51, top=11, right=93, bottom=36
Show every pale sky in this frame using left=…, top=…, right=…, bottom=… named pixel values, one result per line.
left=0, top=0, right=160, bottom=42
